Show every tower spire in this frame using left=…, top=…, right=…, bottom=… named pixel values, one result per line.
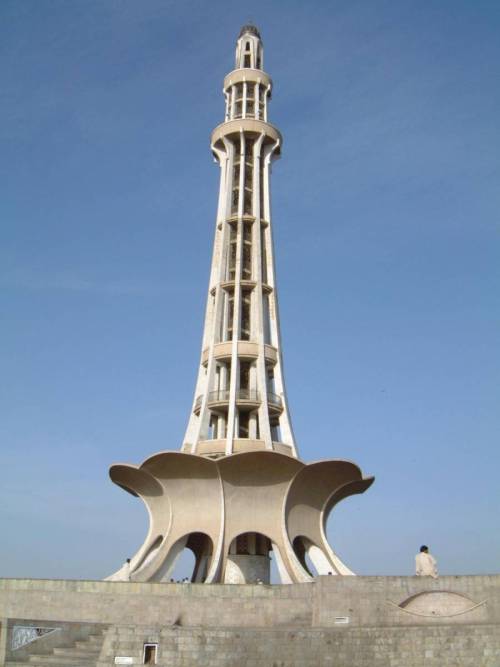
left=182, top=26, right=296, bottom=459
left=236, top=24, right=263, bottom=70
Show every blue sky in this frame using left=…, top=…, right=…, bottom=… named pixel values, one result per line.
left=1, top=0, right=499, bottom=581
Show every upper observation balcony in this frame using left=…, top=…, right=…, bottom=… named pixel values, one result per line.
left=224, top=68, right=272, bottom=92
left=211, top=118, right=282, bottom=155
left=194, top=389, right=282, bottom=416
left=201, top=342, right=278, bottom=366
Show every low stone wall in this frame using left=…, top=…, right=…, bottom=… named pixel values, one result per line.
left=1, top=575, right=499, bottom=666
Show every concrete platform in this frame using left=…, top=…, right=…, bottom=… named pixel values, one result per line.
left=1, top=575, right=499, bottom=666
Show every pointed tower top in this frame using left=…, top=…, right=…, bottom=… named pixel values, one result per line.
left=239, top=24, right=261, bottom=39
left=235, top=24, right=264, bottom=70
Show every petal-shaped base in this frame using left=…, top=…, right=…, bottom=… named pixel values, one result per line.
left=107, top=451, right=374, bottom=583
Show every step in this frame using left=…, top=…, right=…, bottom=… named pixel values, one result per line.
left=28, top=655, right=95, bottom=665
left=53, top=647, right=101, bottom=657
left=75, top=638, right=102, bottom=649
left=14, top=663, right=94, bottom=667
left=25, top=664, right=94, bottom=667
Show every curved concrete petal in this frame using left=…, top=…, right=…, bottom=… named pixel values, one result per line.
left=108, top=464, right=171, bottom=580
left=284, top=460, right=374, bottom=575
left=217, top=451, right=304, bottom=580
left=115, top=452, right=224, bottom=582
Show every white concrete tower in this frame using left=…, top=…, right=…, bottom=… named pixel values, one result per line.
left=183, top=25, right=297, bottom=459
left=108, top=26, right=374, bottom=586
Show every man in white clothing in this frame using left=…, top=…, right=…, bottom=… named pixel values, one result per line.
left=415, top=545, right=438, bottom=578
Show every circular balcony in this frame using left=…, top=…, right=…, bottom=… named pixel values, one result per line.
left=266, top=391, right=283, bottom=415
left=194, top=389, right=281, bottom=416
left=211, top=119, right=282, bottom=154
left=223, top=68, right=272, bottom=91
left=205, top=389, right=261, bottom=412
left=194, top=438, right=294, bottom=458
left=201, top=341, right=278, bottom=366
left=207, top=389, right=231, bottom=410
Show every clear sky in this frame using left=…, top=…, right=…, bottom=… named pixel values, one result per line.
left=1, top=0, right=499, bottom=582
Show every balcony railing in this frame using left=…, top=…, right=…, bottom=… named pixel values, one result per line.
left=237, top=389, right=260, bottom=402
left=266, top=392, right=283, bottom=409
left=197, top=390, right=280, bottom=411
left=207, top=389, right=260, bottom=404
left=208, top=389, right=231, bottom=403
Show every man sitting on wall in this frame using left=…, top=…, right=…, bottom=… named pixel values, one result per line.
left=415, top=545, right=438, bottom=578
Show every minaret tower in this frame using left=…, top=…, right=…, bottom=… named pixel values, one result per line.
left=182, top=25, right=297, bottom=459
left=108, top=26, right=374, bottom=585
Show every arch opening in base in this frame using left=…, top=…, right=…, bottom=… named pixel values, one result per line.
left=163, top=532, right=214, bottom=583
left=292, top=535, right=332, bottom=577
left=224, top=532, right=291, bottom=584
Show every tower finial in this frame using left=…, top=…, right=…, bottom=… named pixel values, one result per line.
left=239, top=24, right=261, bottom=39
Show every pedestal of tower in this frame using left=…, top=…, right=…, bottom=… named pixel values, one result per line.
left=224, top=555, right=270, bottom=584
left=224, top=531, right=272, bottom=583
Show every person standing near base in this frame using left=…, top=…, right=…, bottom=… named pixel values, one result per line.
left=415, top=545, right=438, bottom=578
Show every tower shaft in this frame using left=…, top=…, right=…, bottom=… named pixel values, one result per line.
left=183, top=26, right=297, bottom=459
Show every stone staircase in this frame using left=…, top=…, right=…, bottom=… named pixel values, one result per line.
left=6, top=632, right=104, bottom=667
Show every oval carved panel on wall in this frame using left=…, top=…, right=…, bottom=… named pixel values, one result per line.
left=390, top=591, right=487, bottom=619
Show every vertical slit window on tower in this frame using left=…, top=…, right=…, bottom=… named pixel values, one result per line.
left=255, top=84, right=260, bottom=118
left=259, top=165, right=265, bottom=219
left=239, top=411, right=250, bottom=438
left=234, top=83, right=244, bottom=118
left=259, top=88, right=266, bottom=119
left=246, top=86, right=255, bottom=118
left=242, top=222, right=252, bottom=279
left=267, top=367, right=276, bottom=394
left=244, top=162, right=253, bottom=190
left=239, top=360, right=251, bottom=393
left=243, top=42, right=252, bottom=67
left=256, top=49, right=262, bottom=69
left=243, top=190, right=252, bottom=215
left=254, top=413, right=260, bottom=439
left=241, top=290, right=251, bottom=341
left=233, top=162, right=240, bottom=189
left=260, top=227, right=268, bottom=283
left=231, top=139, right=241, bottom=215
left=245, top=138, right=254, bottom=164
left=231, top=189, right=239, bottom=215
left=243, top=139, right=254, bottom=215
left=263, top=293, right=271, bottom=344
left=209, top=414, right=219, bottom=440
left=226, top=290, right=234, bottom=340
left=227, top=224, right=237, bottom=280
left=271, top=422, right=282, bottom=443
